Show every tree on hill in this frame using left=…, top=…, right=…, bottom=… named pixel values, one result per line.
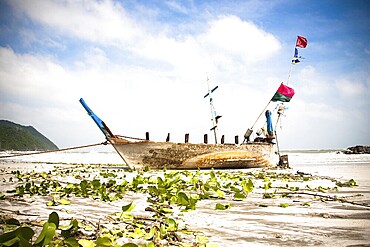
left=0, top=120, right=58, bottom=151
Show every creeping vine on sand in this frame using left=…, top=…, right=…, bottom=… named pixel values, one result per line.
left=0, top=164, right=365, bottom=246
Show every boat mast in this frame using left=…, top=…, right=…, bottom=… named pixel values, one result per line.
left=204, top=77, right=221, bottom=144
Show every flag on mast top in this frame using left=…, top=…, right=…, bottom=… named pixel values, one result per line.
left=296, top=36, right=308, bottom=48
left=287, top=36, right=308, bottom=84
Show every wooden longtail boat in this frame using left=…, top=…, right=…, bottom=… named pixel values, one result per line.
left=79, top=98, right=278, bottom=170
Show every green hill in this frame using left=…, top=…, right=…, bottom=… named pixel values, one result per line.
left=0, top=120, right=58, bottom=151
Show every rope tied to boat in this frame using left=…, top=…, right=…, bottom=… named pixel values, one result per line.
left=115, top=135, right=147, bottom=141
left=0, top=141, right=109, bottom=159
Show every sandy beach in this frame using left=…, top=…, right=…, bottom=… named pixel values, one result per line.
left=0, top=151, right=369, bottom=246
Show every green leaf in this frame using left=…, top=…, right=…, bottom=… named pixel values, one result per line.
left=177, top=192, right=189, bottom=206
left=1, top=236, right=19, bottom=246
left=18, top=227, right=34, bottom=241
left=61, top=219, right=79, bottom=238
left=318, top=186, right=326, bottom=193
left=349, top=179, right=357, bottom=186
left=145, top=227, right=156, bottom=240
left=1, top=227, right=34, bottom=245
left=160, top=224, right=167, bottom=237
left=121, top=202, right=135, bottom=213
left=241, top=179, right=254, bottom=193
left=34, top=222, right=56, bottom=246
left=233, top=192, right=246, bottom=201
left=95, top=237, right=112, bottom=247
left=84, top=225, right=94, bottom=231
left=230, top=187, right=241, bottom=193
left=122, top=244, right=138, bottom=247
left=128, top=228, right=144, bottom=239
left=160, top=207, right=173, bottom=214
left=0, top=229, right=17, bottom=243
left=5, top=218, right=20, bottom=226
left=91, top=179, right=101, bottom=189
left=48, top=212, right=59, bottom=228
left=78, top=239, right=95, bottom=247
left=215, top=203, right=230, bottom=210
left=195, top=234, right=209, bottom=245
left=18, top=235, right=33, bottom=247
left=263, top=193, right=274, bottom=199
left=65, top=184, right=74, bottom=189
left=165, top=218, right=177, bottom=231
left=263, top=182, right=272, bottom=190
left=279, top=203, right=289, bottom=208
left=214, top=189, right=225, bottom=198
left=186, top=196, right=198, bottom=210
left=147, top=242, right=155, bottom=247
left=337, top=179, right=358, bottom=187
left=60, top=198, right=71, bottom=205
left=64, top=237, right=79, bottom=247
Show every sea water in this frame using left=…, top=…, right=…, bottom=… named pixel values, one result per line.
left=1, top=149, right=369, bottom=167
left=0, top=149, right=123, bottom=165
left=283, top=150, right=370, bottom=182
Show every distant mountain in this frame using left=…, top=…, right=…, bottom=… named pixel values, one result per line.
left=0, top=120, right=58, bottom=151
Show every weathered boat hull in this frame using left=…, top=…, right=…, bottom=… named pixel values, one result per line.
left=79, top=98, right=278, bottom=170
left=109, top=137, right=277, bottom=170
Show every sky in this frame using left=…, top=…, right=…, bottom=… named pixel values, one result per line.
left=0, top=0, right=369, bottom=151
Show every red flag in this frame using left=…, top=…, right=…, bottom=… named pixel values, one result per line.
left=296, top=36, right=307, bottom=48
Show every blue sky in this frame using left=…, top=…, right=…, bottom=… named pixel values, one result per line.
left=0, top=0, right=369, bottom=150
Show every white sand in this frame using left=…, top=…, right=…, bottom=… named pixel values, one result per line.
left=0, top=154, right=369, bottom=246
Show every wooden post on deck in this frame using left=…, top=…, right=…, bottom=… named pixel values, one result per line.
left=185, top=133, right=189, bottom=143
left=146, top=132, right=150, bottom=140
left=235, top=135, right=239, bottom=144
left=166, top=133, right=170, bottom=142
left=204, top=134, right=208, bottom=144
left=221, top=135, right=225, bottom=144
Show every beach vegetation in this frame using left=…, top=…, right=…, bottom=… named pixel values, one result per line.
left=215, top=202, right=231, bottom=210
left=335, top=178, right=357, bottom=187
left=0, top=164, right=366, bottom=246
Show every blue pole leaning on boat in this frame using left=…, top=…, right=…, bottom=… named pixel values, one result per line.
left=79, top=98, right=115, bottom=139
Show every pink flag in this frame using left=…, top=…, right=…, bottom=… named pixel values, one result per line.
left=296, top=36, right=307, bottom=48
left=271, top=83, right=295, bottom=102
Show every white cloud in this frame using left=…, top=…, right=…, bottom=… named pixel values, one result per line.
left=198, top=15, right=281, bottom=65
left=296, top=65, right=332, bottom=99
left=0, top=47, right=73, bottom=105
left=335, top=78, right=368, bottom=97
left=11, top=0, right=143, bottom=47
left=10, top=1, right=281, bottom=73
left=165, top=0, right=190, bottom=14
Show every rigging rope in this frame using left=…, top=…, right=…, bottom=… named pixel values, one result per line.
left=115, top=135, right=146, bottom=141
left=0, top=141, right=109, bottom=159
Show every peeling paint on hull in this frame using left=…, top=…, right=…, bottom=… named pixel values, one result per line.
left=109, top=137, right=277, bottom=170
